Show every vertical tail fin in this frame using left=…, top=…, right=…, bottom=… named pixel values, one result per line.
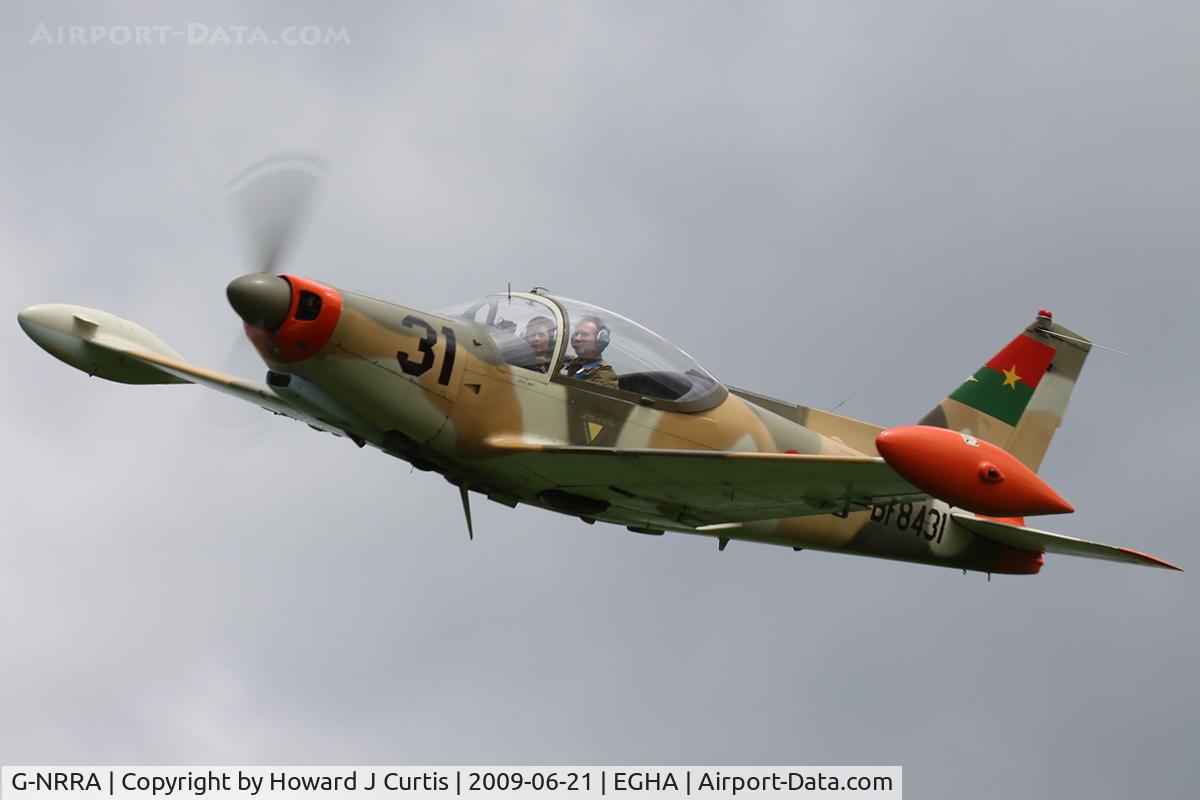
left=918, top=310, right=1092, bottom=472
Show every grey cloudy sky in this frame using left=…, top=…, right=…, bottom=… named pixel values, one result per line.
left=2, top=1, right=1197, bottom=797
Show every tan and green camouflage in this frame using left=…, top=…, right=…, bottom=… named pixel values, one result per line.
left=17, top=277, right=1180, bottom=575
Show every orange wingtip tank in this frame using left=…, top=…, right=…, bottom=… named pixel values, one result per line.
left=876, top=425, right=1074, bottom=517
left=993, top=546, right=1045, bottom=575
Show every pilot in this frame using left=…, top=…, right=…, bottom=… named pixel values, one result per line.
left=561, top=316, right=619, bottom=389
left=523, top=315, right=556, bottom=372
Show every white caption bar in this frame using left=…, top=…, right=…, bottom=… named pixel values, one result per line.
left=2, top=767, right=900, bottom=800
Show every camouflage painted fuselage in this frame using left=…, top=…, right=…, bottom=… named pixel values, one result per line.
left=259, top=288, right=1070, bottom=575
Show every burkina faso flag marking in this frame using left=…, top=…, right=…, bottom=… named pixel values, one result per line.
left=948, top=334, right=1056, bottom=426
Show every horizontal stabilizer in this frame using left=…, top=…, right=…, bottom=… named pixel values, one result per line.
left=952, top=513, right=1181, bottom=570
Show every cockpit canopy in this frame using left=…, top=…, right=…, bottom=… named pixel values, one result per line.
left=439, top=292, right=722, bottom=406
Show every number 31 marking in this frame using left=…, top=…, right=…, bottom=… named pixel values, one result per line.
left=396, top=315, right=457, bottom=386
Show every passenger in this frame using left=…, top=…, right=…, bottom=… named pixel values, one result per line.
left=523, top=315, right=556, bottom=372
left=561, top=316, right=619, bottom=389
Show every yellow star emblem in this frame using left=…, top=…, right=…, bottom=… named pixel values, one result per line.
left=1002, top=364, right=1022, bottom=389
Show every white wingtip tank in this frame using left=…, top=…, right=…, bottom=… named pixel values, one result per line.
left=17, top=304, right=188, bottom=385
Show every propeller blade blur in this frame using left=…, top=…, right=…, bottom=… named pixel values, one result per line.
left=227, top=152, right=325, bottom=274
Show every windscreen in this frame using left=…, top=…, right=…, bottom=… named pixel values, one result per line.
left=439, top=294, right=561, bottom=373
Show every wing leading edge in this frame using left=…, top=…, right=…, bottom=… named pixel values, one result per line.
left=107, top=342, right=350, bottom=436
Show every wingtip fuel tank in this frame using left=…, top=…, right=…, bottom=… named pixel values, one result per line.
left=876, top=425, right=1074, bottom=517
left=17, top=304, right=188, bottom=385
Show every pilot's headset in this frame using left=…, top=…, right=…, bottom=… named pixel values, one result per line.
left=580, top=316, right=610, bottom=353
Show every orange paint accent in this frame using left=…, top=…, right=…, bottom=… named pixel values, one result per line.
left=244, top=275, right=342, bottom=363
left=993, top=546, right=1044, bottom=575
left=875, top=425, right=1074, bottom=517
left=1117, top=548, right=1184, bottom=571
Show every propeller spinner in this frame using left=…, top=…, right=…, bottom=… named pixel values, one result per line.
left=227, top=273, right=292, bottom=331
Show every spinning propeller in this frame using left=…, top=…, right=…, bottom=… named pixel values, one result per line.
left=226, top=153, right=326, bottom=333
left=186, top=153, right=326, bottom=441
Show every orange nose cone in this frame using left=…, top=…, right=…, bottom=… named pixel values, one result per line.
left=876, top=425, right=1073, bottom=517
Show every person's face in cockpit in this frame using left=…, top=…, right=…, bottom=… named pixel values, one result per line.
left=571, top=320, right=603, bottom=359
left=525, top=322, right=551, bottom=358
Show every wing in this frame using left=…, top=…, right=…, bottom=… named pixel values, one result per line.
left=484, top=434, right=925, bottom=529
left=96, top=338, right=360, bottom=440
left=951, top=513, right=1182, bottom=570
left=17, top=303, right=345, bottom=435
left=114, top=344, right=346, bottom=434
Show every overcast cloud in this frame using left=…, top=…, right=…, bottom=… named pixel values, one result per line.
left=2, top=2, right=1197, bottom=798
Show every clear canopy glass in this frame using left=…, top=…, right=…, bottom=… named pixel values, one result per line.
left=440, top=292, right=721, bottom=404
left=438, top=294, right=560, bottom=374
left=551, top=295, right=719, bottom=402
